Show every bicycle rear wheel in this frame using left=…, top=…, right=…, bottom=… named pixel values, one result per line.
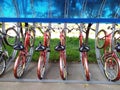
left=104, top=55, right=120, bottom=81
left=37, top=55, right=45, bottom=79
left=29, top=29, right=35, bottom=47
left=81, top=52, right=90, bottom=81
left=59, top=51, right=67, bottom=80
left=44, top=31, right=51, bottom=47
left=113, top=30, right=120, bottom=47
left=0, top=55, right=6, bottom=76
left=14, top=54, right=25, bottom=78
left=96, top=30, right=106, bottom=49
left=5, top=27, right=20, bottom=46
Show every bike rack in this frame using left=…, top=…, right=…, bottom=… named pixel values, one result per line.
left=1, top=22, right=18, bottom=71
left=1, top=22, right=120, bottom=85
left=0, top=79, right=120, bottom=85
left=95, top=23, right=106, bottom=77
left=0, top=0, right=120, bottom=85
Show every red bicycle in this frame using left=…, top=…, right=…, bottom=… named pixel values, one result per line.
left=36, top=24, right=54, bottom=79
left=13, top=23, right=35, bottom=78
left=75, top=23, right=92, bottom=81
left=55, top=24, right=67, bottom=80
left=96, top=26, right=120, bottom=81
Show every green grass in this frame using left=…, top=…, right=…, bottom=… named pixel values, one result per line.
left=5, top=36, right=97, bottom=63
left=33, top=37, right=97, bottom=63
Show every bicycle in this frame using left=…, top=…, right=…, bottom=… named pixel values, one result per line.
left=96, top=25, right=120, bottom=81
left=35, top=24, right=55, bottom=79
left=0, top=27, right=19, bottom=76
left=13, top=23, right=35, bottom=78
left=75, top=23, right=92, bottom=81
left=54, top=23, right=67, bottom=80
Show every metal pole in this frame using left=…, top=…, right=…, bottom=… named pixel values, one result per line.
left=12, top=0, right=20, bottom=18
left=97, top=0, right=106, bottom=18
left=2, top=22, right=5, bottom=33
left=30, top=0, right=35, bottom=18
left=95, top=0, right=107, bottom=78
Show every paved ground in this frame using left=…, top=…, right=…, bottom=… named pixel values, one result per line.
left=0, top=62, right=120, bottom=90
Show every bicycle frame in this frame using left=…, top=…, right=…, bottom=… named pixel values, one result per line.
left=103, top=32, right=112, bottom=53
left=43, top=31, right=50, bottom=47
left=40, top=31, right=50, bottom=64
left=99, top=31, right=114, bottom=62
left=19, top=31, right=31, bottom=64
left=14, top=23, right=35, bottom=78
left=60, top=30, right=66, bottom=68
left=59, top=29, right=67, bottom=80
left=78, top=23, right=92, bottom=81
left=37, top=26, right=51, bottom=79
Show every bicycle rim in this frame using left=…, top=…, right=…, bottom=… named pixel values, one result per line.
left=0, top=56, right=6, bottom=76
left=14, top=55, right=25, bottom=78
left=96, top=30, right=106, bottom=49
left=5, top=27, right=19, bottom=46
left=104, top=56, right=120, bottom=81
left=82, top=52, right=90, bottom=81
left=59, top=53, right=67, bottom=80
left=37, top=56, right=45, bottom=79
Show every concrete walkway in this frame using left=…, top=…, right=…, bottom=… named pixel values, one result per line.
left=0, top=62, right=120, bottom=90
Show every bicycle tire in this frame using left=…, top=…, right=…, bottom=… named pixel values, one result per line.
left=60, top=30, right=66, bottom=46
left=4, top=27, right=20, bottom=47
left=37, top=55, right=45, bottom=79
left=113, top=30, right=120, bottom=47
left=0, top=55, right=6, bottom=76
left=96, top=30, right=106, bottom=49
left=81, top=52, right=90, bottom=81
left=104, top=55, right=120, bottom=81
left=44, top=31, right=51, bottom=47
left=14, top=54, right=25, bottom=78
left=29, top=29, right=35, bottom=47
left=59, top=51, right=67, bottom=80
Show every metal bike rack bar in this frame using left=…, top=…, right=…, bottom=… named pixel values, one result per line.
left=0, top=78, right=120, bottom=85
left=95, top=23, right=105, bottom=76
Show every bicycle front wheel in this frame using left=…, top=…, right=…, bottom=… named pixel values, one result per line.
left=104, top=56, right=120, bottom=81
left=14, top=54, right=25, bottom=78
left=0, top=55, right=6, bottom=76
left=37, top=55, right=45, bottom=79
left=5, top=27, right=20, bottom=46
left=96, top=30, right=106, bottom=49
left=59, top=51, right=67, bottom=80
left=81, top=52, right=90, bottom=81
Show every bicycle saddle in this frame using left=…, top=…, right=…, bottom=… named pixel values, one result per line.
left=115, top=42, right=120, bottom=52
left=79, top=44, right=90, bottom=52
left=55, top=42, right=65, bottom=51
left=14, top=41, right=24, bottom=50
left=35, top=42, right=46, bottom=51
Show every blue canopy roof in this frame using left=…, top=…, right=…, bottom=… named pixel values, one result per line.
left=0, top=0, right=120, bottom=22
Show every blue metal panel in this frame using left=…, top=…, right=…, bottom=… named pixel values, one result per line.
left=0, top=0, right=119, bottom=22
